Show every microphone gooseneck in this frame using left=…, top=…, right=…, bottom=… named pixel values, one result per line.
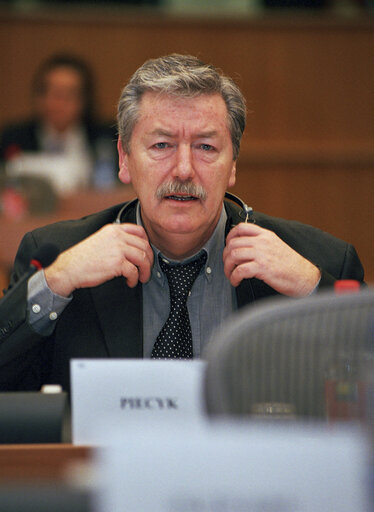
left=0, top=244, right=60, bottom=308
left=0, top=243, right=61, bottom=347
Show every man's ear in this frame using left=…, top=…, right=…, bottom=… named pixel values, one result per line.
left=228, top=160, right=236, bottom=189
left=117, top=138, right=131, bottom=184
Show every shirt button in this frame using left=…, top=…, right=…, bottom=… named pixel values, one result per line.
left=157, top=271, right=161, bottom=278
left=32, top=304, right=41, bottom=314
left=49, top=312, right=58, bottom=321
left=206, top=267, right=212, bottom=275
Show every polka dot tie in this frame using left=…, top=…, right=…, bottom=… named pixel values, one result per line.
left=151, top=251, right=207, bottom=359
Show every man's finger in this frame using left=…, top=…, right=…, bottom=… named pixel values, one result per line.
left=121, top=260, right=140, bottom=288
left=226, top=222, right=264, bottom=243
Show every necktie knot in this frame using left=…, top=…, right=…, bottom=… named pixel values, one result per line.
left=159, top=252, right=207, bottom=298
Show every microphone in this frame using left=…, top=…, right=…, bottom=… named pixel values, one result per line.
left=1, top=243, right=60, bottom=300
left=0, top=243, right=60, bottom=347
left=28, top=243, right=60, bottom=273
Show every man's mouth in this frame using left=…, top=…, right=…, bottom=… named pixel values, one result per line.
left=165, top=195, right=197, bottom=201
left=156, top=181, right=207, bottom=202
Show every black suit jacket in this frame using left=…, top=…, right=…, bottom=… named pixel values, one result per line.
left=0, top=199, right=365, bottom=391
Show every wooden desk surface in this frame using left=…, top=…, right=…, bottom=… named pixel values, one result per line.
left=0, top=444, right=92, bottom=481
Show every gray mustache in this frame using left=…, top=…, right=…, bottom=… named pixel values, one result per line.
left=156, top=181, right=207, bottom=201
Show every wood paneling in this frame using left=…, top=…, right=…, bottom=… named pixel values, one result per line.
left=1, top=11, right=374, bottom=143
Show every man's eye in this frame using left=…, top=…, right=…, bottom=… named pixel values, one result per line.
left=153, top=142, right=169, bottom=149
left=199, top=144, right=214, bottom=151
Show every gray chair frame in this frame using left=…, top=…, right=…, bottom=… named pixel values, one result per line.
left=203, top=289, right=374, bottom=419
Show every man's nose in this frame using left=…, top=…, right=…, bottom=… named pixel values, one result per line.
left=172, top=145, right=195, bottom=180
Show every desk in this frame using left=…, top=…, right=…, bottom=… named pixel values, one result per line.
left=0, top=444, right=92, bottom=482
left=0, top=186, right=134, bottom=292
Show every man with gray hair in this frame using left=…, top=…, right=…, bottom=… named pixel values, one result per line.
left=0, top=54, right=364, bottom=391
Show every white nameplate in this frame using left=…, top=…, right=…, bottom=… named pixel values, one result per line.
left=70, top=359, right=206, bottom=444
left=93, top=422, right=370, bottom=512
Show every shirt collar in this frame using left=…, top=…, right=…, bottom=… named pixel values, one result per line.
left=136, top=203, right=227, bottom=286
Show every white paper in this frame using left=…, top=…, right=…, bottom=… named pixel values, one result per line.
left=70, top=359, right=207, bottom=444
left=93, top=422, right=371, bottom=512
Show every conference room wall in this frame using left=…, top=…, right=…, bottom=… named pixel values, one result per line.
left=0, top=9, right=373, bottom=282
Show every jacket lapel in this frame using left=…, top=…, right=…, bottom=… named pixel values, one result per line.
left=236, top=277, right=279, bottom=308
left=87, top=199, right=143, bottom=358
left=89, top=275, right=143, bottom=358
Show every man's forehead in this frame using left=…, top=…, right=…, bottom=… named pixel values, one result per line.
left=136, top=91, right=230, bottom=130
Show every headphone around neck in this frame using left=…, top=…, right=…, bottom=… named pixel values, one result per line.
left=114, top=192, right=254, bottom=225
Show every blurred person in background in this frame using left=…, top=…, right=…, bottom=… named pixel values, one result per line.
left=0, top=53, right=118, bottom=195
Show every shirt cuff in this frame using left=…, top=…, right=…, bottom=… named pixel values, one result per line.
left=27, top=269, right=72, bottom=335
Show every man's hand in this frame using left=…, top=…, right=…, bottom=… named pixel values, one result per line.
left=44, top=224, right=154, bottom=297
left=223, top=223, right=321, bottom=297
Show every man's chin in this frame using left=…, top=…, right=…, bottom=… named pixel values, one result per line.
left=155, top=212, right=205, bottom=235
left=162, top=221, right=201, bottom=235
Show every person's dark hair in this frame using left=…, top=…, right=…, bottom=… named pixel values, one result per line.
left=117, top=54, right=246, bottom=160
left=32, top=53, right=96, bottom=124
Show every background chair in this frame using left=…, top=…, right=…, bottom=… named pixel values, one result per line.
left=203, top=288, right=374, bottom=420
